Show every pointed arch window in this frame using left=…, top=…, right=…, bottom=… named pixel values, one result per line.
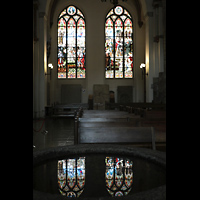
left=105, top=6, right=133, bottom=78
left=58, top=157, right=85, bottom=197
left=105, top=157, right=133, bottom=197
left=58, top=5, right=86, bottom=79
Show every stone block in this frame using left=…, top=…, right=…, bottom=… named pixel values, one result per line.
left=93, top=84, right=109, bottom=110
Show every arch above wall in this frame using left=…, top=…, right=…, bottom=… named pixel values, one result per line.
left=47, top=0, right=148, bottom=29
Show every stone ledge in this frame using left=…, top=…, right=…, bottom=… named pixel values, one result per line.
left=33, top=144, right=166, bottom=200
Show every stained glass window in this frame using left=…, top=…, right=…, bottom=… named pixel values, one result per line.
left=105, top=157, right=133, bottom=197
left=58, top=6, right=86, bottom=79
left=105, top=6, right=133, bottom=78
left=58, top=157, right=85, bottom=197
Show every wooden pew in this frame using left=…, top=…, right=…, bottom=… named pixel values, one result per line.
left=79, top=121, right=138, bottom=127
left=75, top=110, right=156, bottom=149
left=79, top=110, right=141, bottom=123
left=74, top=111, right=137, bottom=144
left=75, top=109, right=167, bottom=150
left=81, top=110, right=139, bottom=119
left=142, top=110, right=166, bottom=119
left=118, top=103, right=166, bottom=112
left=78, top=126, right=156, bottom=150
left=52, top=104, right=86, bottom=117
left=105, top=102, right=166, bottom=110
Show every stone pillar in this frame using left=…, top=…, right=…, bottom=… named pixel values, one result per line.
left=39, top=12, right=48, bottom=117
left=158, top=5, right=164, bottom=73
left=33, top=11, right=48, bottom=118
left=33, top=40, right=40, bottom=118
left=144, top=11, right=154, bottom=102
left=151, top=0, right=166, bottom=103
left=152, top=0, right=164, bottom=74
left=33, top=1, right=39, bottom=119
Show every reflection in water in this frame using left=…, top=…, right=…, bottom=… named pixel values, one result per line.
left=57, top=156, right=133, bottom=197
left=34, top=153, right=165, bottom=198
left=105, top=157, right=133, bottom=197
left=58, top=157, right=85, bottom=197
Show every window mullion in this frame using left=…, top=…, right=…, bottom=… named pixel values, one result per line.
left=122, top=20, right=124, bottom=78
left=66, top=24, right=68, bottom=79
left=75, top=20, right=77, bottom=78
left=114, top=22, right=115, bottom=79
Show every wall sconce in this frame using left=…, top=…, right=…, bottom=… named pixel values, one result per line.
left=45, top=63, right=53, bottom=80
left=48, top=63, right=53, bottom=69
left=140, top=63, right=145, bottom=68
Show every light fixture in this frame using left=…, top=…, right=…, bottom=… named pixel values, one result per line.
left=48, top=63, right=53, bottom=69
left=45, top=63, right=53, bottom=80
left=140, top=63, right=148, bottom=76
left=140, top=63, right=145, bottom=68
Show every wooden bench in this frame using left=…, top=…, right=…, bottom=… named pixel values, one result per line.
left=82, top=110, right=130, bottom=116
left=77, top=126, right=156, bottom=150
left=81, top=110, right=139, bottom=119
left=52, top=104, right=86, bottom=117
left=119, top=103, right=166, bottom=112
left=79, top=121, right=139, bottom=127
left=105, top=102, right=166, bottom=111
left=74, top=109, right=166, bottom=150
left=78, top=110, right=141, bottom=124
left=141, top=110, right=166, bottom=119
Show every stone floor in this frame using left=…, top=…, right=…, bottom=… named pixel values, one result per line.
left=33, top=117, right=74, bottom=152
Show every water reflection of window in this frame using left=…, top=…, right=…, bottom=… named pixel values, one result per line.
left=58, top=157, right=85, bottom=197
left=105, top=157, right=133, bottom=197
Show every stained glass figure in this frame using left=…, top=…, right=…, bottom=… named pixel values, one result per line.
left=58, top=157, right=85, bottom=197
left=105, top=157, right=133, bottom=197
left=105, top=6, right=133, bottom=78
left=58, top=5, right=86, bottom=79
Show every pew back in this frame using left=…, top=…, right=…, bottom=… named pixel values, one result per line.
left=78, top=126, right=156, bottom=150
